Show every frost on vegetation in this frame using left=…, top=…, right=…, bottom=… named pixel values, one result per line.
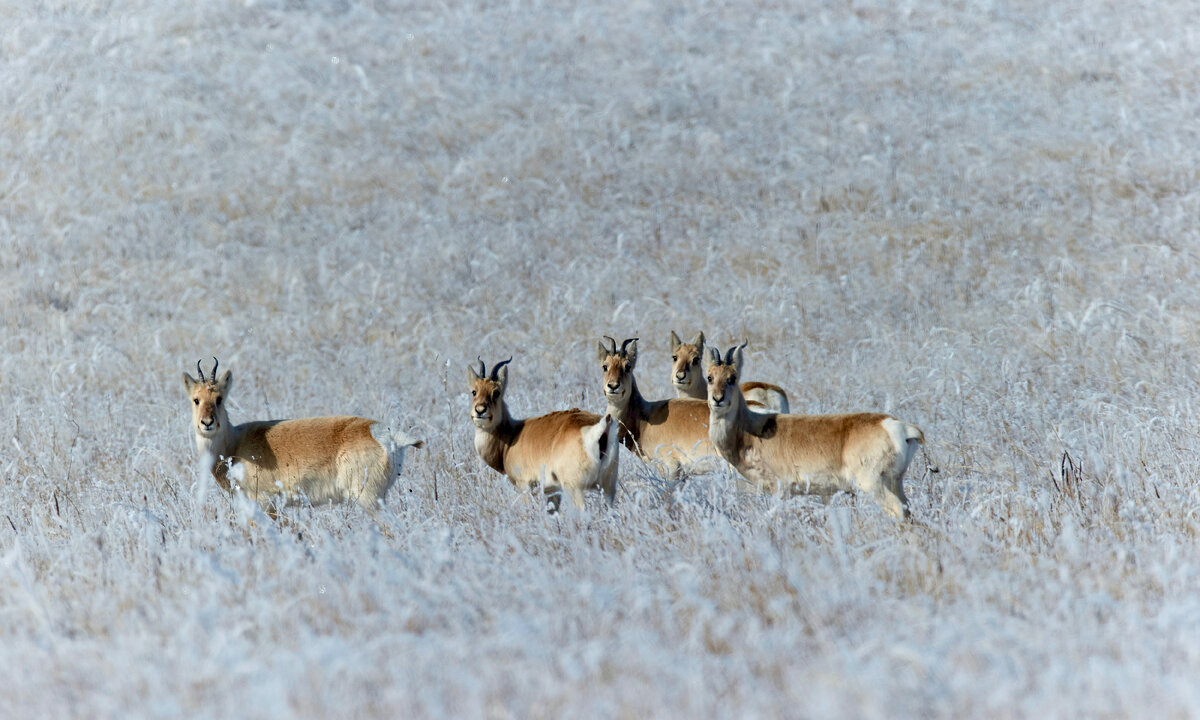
left=2, top=0, right=1200, bottom=716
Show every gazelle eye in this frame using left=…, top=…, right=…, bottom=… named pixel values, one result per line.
left=602, top=364, right=608, bottom=372
left=193, top=398, right=199, bottom=405
left=471, top=389, right=477, bottom=396
left=671, top=355, right=677, bottom=362
left=706, top=375, right=713, bottom=383
left=692, top=357, right=700, bottom=365
left=215, top=397, right=222, bottom=405
left=727, top=376, right=735, bottom=385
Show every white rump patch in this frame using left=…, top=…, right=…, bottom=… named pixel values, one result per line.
left=881, top=417, right=920, bottom=474
left=743, top=387, right=789, bottom=414
left=580, top=414, right=613, bottom=466
left=370, top=422, right=425, bottom=479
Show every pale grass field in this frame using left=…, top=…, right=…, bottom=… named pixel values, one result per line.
left=3, top=0, right=1200, bottom=716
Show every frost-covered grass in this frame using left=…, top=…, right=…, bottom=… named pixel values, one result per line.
left=3, top=0, right=1200, bottom=716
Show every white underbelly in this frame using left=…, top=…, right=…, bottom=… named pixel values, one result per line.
left=739, top=449, right=851, bottom=497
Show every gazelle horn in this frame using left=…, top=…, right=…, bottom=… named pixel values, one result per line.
left=724, top=342, right=747, bottom=366
left=490, top=356, right=513, bottom=380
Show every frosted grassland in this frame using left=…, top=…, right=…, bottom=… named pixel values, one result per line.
left=2, top=0, right=1200, bottom=716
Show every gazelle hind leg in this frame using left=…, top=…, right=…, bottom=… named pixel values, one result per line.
left=883, top=471, right=911, bottom=521
left=566, top=485, right=587, bottom=510
left=872, top=481, right=909, bottom=520
left=854, top=469, right=909, bottom=521
left=357, top=499, right=398, bottom=538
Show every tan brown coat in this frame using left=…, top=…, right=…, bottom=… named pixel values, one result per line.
left=599, top=337, right=717, bottom=479
left=470, top=357, right=618, bottom=510
left=707, top=344, right=923, bottom=520
left=183, top=360, right=423, bottom=515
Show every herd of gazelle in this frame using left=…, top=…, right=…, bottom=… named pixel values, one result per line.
left=184, top=333, right=925, bottom=521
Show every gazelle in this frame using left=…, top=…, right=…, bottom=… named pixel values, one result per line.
left=706, top=343, right=924, bottom=520
left=469, top=357, right=618, bottom=511
left=182, top=358, right=424, bottom=516
left=599, top=336, right=717, bottom=481
left=669, top=331, right=790, bottom=413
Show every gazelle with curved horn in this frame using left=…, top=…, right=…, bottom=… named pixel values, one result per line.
left=469, top=356, right=619, bottom=511
left=669, top=331, right=790, bottom=413
left=598, top=336, right=717, bottom=481
left=706, top=342, right=924, bottom=520
left=182, top=358, right=424, bottom=516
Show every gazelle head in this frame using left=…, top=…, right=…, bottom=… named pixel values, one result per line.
left=706, top=342, right=747, bottom=417
left=597, top=336, right=638, bottom=405
left=668, top=331, right=706, bottom=395
left=468, top=356, right=511, bottom=431
left=182, top=357, right=232, bottom=439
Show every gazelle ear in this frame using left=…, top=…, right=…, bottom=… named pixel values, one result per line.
left=182, top=372, right=199, bottom=394
left=216, top=370, right=233, bottom=395
left=731, top=342, right=747, bottom=375
left=469, top=356, right=487, bottom=384
left=622, top=338, right=638, bottom=369
left=708, top=347, right=722, bottom=367
left=669, top=331, right=682, bottom=353
left=691, top=332, right=705, bottom=350
left=488, top=357, right=512, bottom=392
left=597, top=341, right=611, bottom=362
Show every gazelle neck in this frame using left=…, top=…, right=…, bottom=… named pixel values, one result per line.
left=675, top=374, right=705, bottom=401
left=474, top=403, right=519, bottom=473
left=709, top=392, right=753, bottom=455
left=195, top=423, right=235, bottom=461
left=194, top=422, right=239, bottom=492
left=615, top=374, right=650, bottom=414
